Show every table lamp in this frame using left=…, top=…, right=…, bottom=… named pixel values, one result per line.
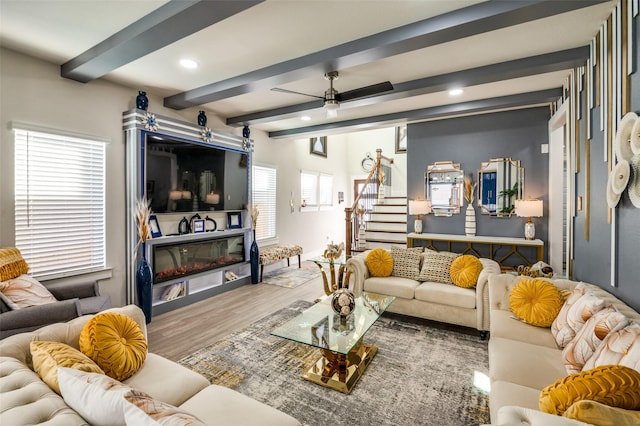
left=408, top=199, right=431, bottom=234
left=515, top=199, right=543, bottom=240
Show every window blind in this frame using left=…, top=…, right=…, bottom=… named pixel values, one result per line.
left=14, top=129, right=106, bottom=278
left=300, top=171, right=318, bottom=206
left=252, top=165, right=276, bottom=240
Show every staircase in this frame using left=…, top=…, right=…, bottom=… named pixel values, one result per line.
left=361, top=196, right=407, bottom=251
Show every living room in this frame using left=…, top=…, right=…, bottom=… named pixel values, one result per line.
left=1, top=1, right=640, bottom=425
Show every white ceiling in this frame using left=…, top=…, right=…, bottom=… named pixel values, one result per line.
left=0, top=0, right=617, bottom=138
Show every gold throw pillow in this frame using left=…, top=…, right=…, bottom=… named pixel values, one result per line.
left=509, top=278, right=563, bottom=327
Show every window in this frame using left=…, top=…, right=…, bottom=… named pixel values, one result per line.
left=252, top=164, right=276, bottom=240
left=14, top=128, right=106, bottom=278
left=301, top=170, right=333, bottom=209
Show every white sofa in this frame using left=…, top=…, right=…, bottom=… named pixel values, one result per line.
left=347, top=250, right=501, bottom=335
left=0, top=304, right=301, bottom=426
left=487, top=274, right=640, bottom=425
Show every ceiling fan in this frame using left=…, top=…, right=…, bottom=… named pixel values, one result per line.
left=272, top=71, right=393, bottom=117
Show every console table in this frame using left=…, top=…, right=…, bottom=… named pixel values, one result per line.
left=406, top=233, right=544, bottom=269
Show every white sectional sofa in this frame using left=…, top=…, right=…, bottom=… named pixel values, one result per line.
left=347, top=249, right=501, bottom=335
left=487, top=273, right=640, bottom=425
left=0, top=305, right=301, bottom=426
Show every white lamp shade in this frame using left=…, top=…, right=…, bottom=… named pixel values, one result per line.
left=515, top=199, right=543, bottom=218
left=169, top=190, right=183, bottom=201
left=206, top=193, right=220, bottom=204
left=409, top=199, right=432, bottom=215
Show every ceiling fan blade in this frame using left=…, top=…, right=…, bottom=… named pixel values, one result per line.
left=336, top=81, right=394, bottom=102
left=271, top=87, right=324, bottom=100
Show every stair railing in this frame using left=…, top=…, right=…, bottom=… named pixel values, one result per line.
left=345, top=149, right=394, bottom=255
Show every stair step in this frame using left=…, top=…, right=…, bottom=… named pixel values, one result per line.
left=367, top=221, right=407, bottom=232
left=369, top=212, right=407, bottom=223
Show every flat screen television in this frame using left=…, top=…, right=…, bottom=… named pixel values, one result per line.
left=144, top=134, right=249, bottom=213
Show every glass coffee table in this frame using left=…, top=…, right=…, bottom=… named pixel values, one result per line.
left=271, top=292, right=395, bottom=394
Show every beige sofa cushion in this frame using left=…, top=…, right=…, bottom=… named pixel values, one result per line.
left=489, top=309, right=559, bottom=348
left=489, top=337, right=567, bottom=390
left=489, top=380, right=542, bottom=421
left=363, top=276, right=420, bottom=299
left=414, top=282, right=476, bottom=309
left=123, top=353, right=209, bottom=407
left=180, top=384, right=301, bottom=426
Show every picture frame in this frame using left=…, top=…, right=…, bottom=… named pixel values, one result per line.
left=149, top=215, right=162, bottom=238
left=395, top=125, right=407, bottom=153
left=227, top=211, right=242, bottom=229
left=192, top=219, right=205, bottom=233
left=310, top=136, right=327, bottom=157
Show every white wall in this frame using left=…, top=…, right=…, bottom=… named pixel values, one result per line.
left=0, top=46, right=405, bottom=306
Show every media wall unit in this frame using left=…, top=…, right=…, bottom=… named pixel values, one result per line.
left=124, top=109, right=253, bottom=317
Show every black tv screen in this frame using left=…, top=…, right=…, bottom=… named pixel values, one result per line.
left=145, top=134, right=248, bottom=213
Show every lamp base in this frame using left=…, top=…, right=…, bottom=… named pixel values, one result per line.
left=414, top=218, right=423, bottom=234
left=524, top=220, right=535, bottom=240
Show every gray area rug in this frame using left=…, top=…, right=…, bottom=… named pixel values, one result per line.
left=179, top=300, right=490, bottom=426
left=261, top=262, right=320, bottom=288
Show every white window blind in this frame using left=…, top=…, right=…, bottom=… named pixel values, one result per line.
left=319, top=174, right=333, bottom=206
left=300, top=171, right=318, bottom=206
left=252, top=165, right=276, bottom=240
left=14, top=129, right=106, bottom=278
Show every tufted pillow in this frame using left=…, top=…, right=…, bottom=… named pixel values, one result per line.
left=390, top=246, right=423, bottom=280
left=365, top=248, right=393, bottom=277
left=80, top=312, right=147, bottom=381
left=417, top=249, right=459, bottom=283
left=124, top=389, right=206, bottom=425
left=509, top=278, right=563, bottom=327
left=449, top=255, right=483, bottom=288
left=562, top=307, right=629, bottom=374
left=563, top=400, right=640, bottom=425
left=583, top=322, right=640, bottom=372
left=0, top=247, right=29, bottom=281
left=0, top=274, right=56, bottom=309
left=539, top=364, right=640, bottom=416
left=30, top=341, right=104, bottom=394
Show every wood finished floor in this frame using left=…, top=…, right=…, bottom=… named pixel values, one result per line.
left=146, top=275, right=325, bottom=361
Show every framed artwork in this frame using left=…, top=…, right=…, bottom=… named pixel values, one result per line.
left=149, top=215, right=162, bottom=238
left=227, top=211, right=242, bottom=229
left=310, top=136, right=327, bottom=157
left=395, top=125, right=407, bottom=153
left=192, top=219, right=205, bottom=233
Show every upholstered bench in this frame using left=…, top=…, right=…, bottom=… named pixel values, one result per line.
left=259, top=245, right=303, bottom=282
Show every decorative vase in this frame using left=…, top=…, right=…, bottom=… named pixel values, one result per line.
left=250, top=230, right=259, bottom=284
left=136, top=244, right=153, bottom=324
left=465, top=204, right=476, bottom=237
left=331, top=288, right=356, bottom=316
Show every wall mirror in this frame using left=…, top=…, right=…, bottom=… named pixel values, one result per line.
left=425, top=161, right=464, bottom=216
left=477, top=158, right=523, bottom=217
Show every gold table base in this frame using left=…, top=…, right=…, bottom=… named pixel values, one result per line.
left=301, top=340, right=377, bottom=394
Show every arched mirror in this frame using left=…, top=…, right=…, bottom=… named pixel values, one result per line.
left=425, top=161, right=464, bottom=216
left=477, top=158, right=523, bottom=217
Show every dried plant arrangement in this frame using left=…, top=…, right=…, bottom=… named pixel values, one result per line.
left=135, top=198, right=151, bottom=246
left=464, top=174, right=477, bottom=205
left=248, top=203, right=260, bottom=228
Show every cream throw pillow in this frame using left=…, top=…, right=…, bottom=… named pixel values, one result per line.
left=552, top=283, right=589, bottom=345
left=583, top=322, right=640, bottom=372
left=123, top=389, right=206, bottom=425
left=0, top=274, right=56, bottom=309
left=390, top=246, right=423, bottom=280
left=417, top=249, right=459, bottom=284
left=562, top=307, right=628, bottom=374
left=552, top=287, right=606, bottom=348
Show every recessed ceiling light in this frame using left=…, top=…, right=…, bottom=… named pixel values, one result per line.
left=301, top=116, right=311, bottom=121
left=179, top=58, right=198, bottom=69
left=449, top=88, right=464, bottom=96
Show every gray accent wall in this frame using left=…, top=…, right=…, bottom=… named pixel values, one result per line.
left=573, top=13, right=640, bottom=312
left=407, top=107, right=550, bottom=254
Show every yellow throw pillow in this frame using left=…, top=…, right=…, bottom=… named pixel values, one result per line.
left=30, top=341, right=104, bottom=394
left=563, top=400, right=640, bottom=425
left=0, top=247, right=29, bottom=281
left=539, top=365, right=640, bottom=416
left=510, top=278, right=563, bottom=327
left=80, top=312, right=148, bottom=381
left=449, top=255, right=483, bottom=288
left=365, top=248, right=393, bottom=277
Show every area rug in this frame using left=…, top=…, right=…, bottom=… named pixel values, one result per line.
left=179, top=300, right=490, bottom=426
left=261, top=262, right=320, bottom=288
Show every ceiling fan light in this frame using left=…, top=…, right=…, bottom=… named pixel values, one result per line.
left=324, top=99, right=339, bottom=110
